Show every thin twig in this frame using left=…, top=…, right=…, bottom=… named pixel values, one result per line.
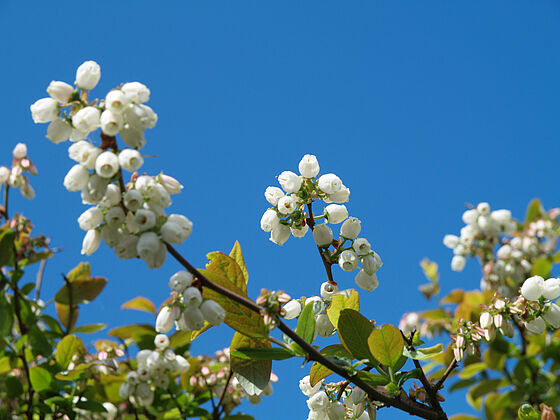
left=306, top=202, right=335, bottom=284
left=63, top=274, right=74, bottom=333
left=434, top=360, right=458, bottom=391
left=213, top=370, right=234, bottom=420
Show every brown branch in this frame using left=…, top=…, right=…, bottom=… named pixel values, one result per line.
left=434, top=360, right=458, bottom=392
left=306, top=202, right=335, bottom=284
left=214, top=370, right=234, bottom=420
left=166, top=244, right=446, bottom=420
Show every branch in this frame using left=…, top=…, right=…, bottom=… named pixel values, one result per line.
left=213, top=370, right=233, bottom=420
left=305, top=202, right=335, bottom=284
left=434, top=360, right=458, bottom=392
left=166, top=244, right=446, bottom=420
left=63, top=274, right=74, bottom=334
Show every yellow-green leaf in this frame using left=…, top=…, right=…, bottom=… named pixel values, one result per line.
left=458, top=362, right=487, bottom=379
left=367, top=324, right=404, bottom=368
left=403, top=343, right=444, bottom=360
left=309, top=344, right=353, bottom=386
left=230, top=332, right=271, bottom=395
left=420, top=258, right=439, bottom=283
left=55, top=303, right=78, bottom=331
left=326, top=289, right=359, bottom=328
left=531, top=258, right=552, bottom=278
left=108, top=324, right=155, bottom=340
left=121, top=296, right=156, bottom=315
left=525, top=198, right=545, bottom=228
left=29, top=367, right=56, bottom=393
left=206, top=252, right=247, bottom=294
left=55, top=277, right=107, bottom=305
left=67, top=262, right=91, bottom=281
left=337, top=309, right=375, bottom=363
left=229, top=241, right=249, bottom=283
left=55, top=335, right=85, bottom=369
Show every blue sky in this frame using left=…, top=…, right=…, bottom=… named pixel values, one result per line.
left=2, top=1, right=560, bottom=418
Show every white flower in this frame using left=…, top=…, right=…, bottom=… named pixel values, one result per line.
left=124, top=189, right=143, bottom=211
left=81, top=230, right=101, bottom=256
left=543, top=278, right=560, bottom=300
left=124, top=104, right=158, bottom=130
left=68, top=141, right=102, bottom=169
left=70, top=128, right=87, bottom=142
left=30, top=97, right=59, bottom=123
left=462, top=209, right=478, bottom=225
left=525, top=317, right=546, bottom=334
left=327, top=401, right=346, bottom=420
left=352, top=238, right=371, bottom=256
left=496, top=244, right=512, bottom=259
left=355, top=270, right=379, bottom=292
left=114, top=234, right=139, bottom=259
left=102, top=402, right=117, bottom=419
left=341, top=217, right=361, bottom=239
left=118, top=382, right=133, bottom=399
left=101, top=225, right=120, bottom=248
left=320, top=282, right=338, bottom=301
left=299, top=375, right=322, bottom=397
left=159, top=174, right=183, bottom=194
left=174, top=355, right=191, bottom=373
left=183, top=287, right=203, bottom=307
left=169, top=271, right=193, bottom=292
left=443, top=234, right=460, bottom=249
left=100, top=110, right=123, bottom=136
left=291, top=224, right=309, bottom=238
left=325, top=185, right=350, bottom=203
left=282, top=300, right=302, bottom=319
left=105, top=206, right=125, bottom=226
left=265, top=186, right=284, bottom=206
left=278, top=171, right=302, bottom=193
left=182, top=306, right=205, bottom=330
left=156, top=306, right=176, bottom=333
left=0, top=167, right=9, bottom=183
left=361, top=254, right=381, bottom=275
left=165, top=214, right=193, bottom=241
left=99, top=184, right=121, bottom=208
left=200, top=300, right=226, bottom=325
left=477, top=202, right=490, bottom=215
left=277, top=195, right=298, bottom=215
left=95, top=151, right=120, bottom=178
left=318, top=173, right=342, bottom=194
left=491, top=209, right=511, bottom=224
left=122, top=82, right=150, bottom=104
left=63, top=164, right=89, bottom=191
left=260, top=209, right=279, bottom=232
left=338, top=250, right=359, bottom=272
left=543, top=303, right=560, bottom=329
left=72, top=106, right=100, bottom=133
left=135, top=209, right=156, bottom=231
left=298, top=154, right=320, bottom=178
left=135, top=175, right=155, bottom=194
left=307, top=391, right=329, bottom=411
left=105, top=89, right=129, bottom=113
left=480, top=312, right=493, bottom=329
left=313, top=224, right=333, bottom=247
left=137, top=232, right=166, bottom=268
left=78, top=207, right=103, bottom=230
left=75, top=60, right=101, bottom=90
left=46, top=119, right=72, bottom=144
left=451, top=255, right=466, bottom=272
left=47, top=81, right=74, bottom=104
left=20, top=182, right=35, bottom=200
left=120, top=124, right=146, bottom=149
left=521, top=276, right=544, bottom=301
left=118, top=149, right=143, bottom=172
left=324, top=204, right=348, bottom=224
left=270, top=224, right=291, bottom=245
left=160, top=221, right=188, bottom=244
left=316, top=314, right=334, bottom=337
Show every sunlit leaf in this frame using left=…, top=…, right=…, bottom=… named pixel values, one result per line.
left=367, top=324, right=404, bottom=368
left=230, top=332, right=271, bottom=396
left=121, top=296, right=156, bottom=315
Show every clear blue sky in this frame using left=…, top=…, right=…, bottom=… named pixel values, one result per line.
left=2, top=1, right=560, bottom=418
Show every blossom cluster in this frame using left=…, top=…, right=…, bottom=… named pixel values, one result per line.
left=30, top=60, right=192, bottom=267
left=119, top=334, right=190, bottom=406
left=155, top=270, right=226, bottom=333
left=299, top=375, right=376, bottom=420
left=261, top=154, right=382, bottom=292
left=0, top=143, right=36, bottom=200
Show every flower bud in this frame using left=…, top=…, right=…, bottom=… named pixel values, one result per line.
left=320, top=282, right=338, bottom=301
left=353, top=238, right=371, bottom=256
left=261, top=209, right=279, bottom=232
left=174, top=355, right=191, bottom=373
left=81, top=230, right=101, bottom=256
left=182, top=306, right=205, bottom=330
left=114, top=234, right=139, bottom=259
left=525, top=317, right=546, bottom=335
left=0, top=167, right=9, bottom=183
left=500, top=319, right=514, bottom=337
left=493, top=313, right=503, bottom=328
left=12, top=143, right=27, bottom=159
left=105, top=206, right=125, bottom=226
left=264, top=186, right=284, bottom=206
left=543, top=278, right=560, bottom=300
left=200, top=300, right=226, bottom=326
left=277, top=171, right=302, bottom=193
left=443, top=234, right=460, bottom=249
left=100, top=109, right=123, bottom=136
left=101, top=225, right=120, bottom=248
left=30, top=97, right=59, bottom=123
left=99, top=184, right=121, bottom=208
left=451, top=255, right=466, bottom=272
left=480, top=312, right=493, bottom=329
left=491, top=209, right=511, bottom=224
left=124, top=104, right=158, bottom=130
left=298, top=154, right=320, bottom=178
left=102, top=402, right=117, bottom=419
left=521, top=275, right=544, bottom=301
left=46, top=119, right=72, bottom=144
left=159, top=173, right=183, bottom=194
left=324, top=204, right=348, bottom=224
left=326, top=185, right=350, bottom=203
left=313, top=224, right=333, bottom=247
left=137, top=232, right=166, bottom=268
left=318, top=173, right=342, bottom=194
left=477, top=202, right=490, bottom=215
left=277, top=195, right=298, bottom=215
left=316, top=314, right=334, bottom=337
left=124, top=189, right=143, bottom=211
left=543, top=303, right=560, bottom=329
left=270, top=224, right=291, bottom=246
left=19, top=181, right=34, bottom=200
left=338, top=250, right=359, bottom=272
left=120, top=123, right=146, bottom=149
left=156, top=306, right=176, bottom=333
left=341, top=217, right=361, bottom=239
left=361, top=254, right=381, bottom=275
left=75, top=60, right=101, bottom=90
left=78, top=207, right=103, bottom=230
left=282, top=300, right=302, bottom=319
left=169, top=271, right=193, bottom=292
left=72, top=106, right=101, bottom=133
left=355, top=270, right=379, bottom=292
left=105, top=89, right=129, bottom=113
left=47, top=80, right=74, bottom=103
left=154, top=333, right=170, bottom=350
left=183, top=286, right=203, bottom=308
left=122, top=82, right=150, bottom=104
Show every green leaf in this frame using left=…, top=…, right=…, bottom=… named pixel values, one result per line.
left=0, top=292, right=13, bottom=337
left=55, top=276, right=107, bottom=305
left=70, top=323, right=107, bottom=334
left=458, top=362, right=487, bottom=379
left=295, top=302, right=316, bottom=343
left=518, top=404, right=540, bottom=420
left=29, top=366, right=56, bottom=393
left=402, top=343, right=444, bottom=360
left=449, top=416, right=482, bottom=420
left=337, top=309, right=375, bottom=363
left=0, top=228, right=15, bottom=267
left=224, top=415, right=255, bottom=420
left=229, top=241, right=249, bottom=283
left=5, top=376, right=23, bottom=398
left=230, top=332, right=271, bottom=396
left=200, top=269, right=268, bottom=338
left=468, top=378, right=508, bottom=402
left=67, top=262, right=91, bottom=281
left=525, top=199, right=545, bottom=228
left=169, top=330, right=192, bottom=349
left=420, top=258, right=439, bottom=283
left=76, top=399, right=107, bottom=413
left=20, top=283, right=35, bottom=296
left=55, top=335, right=85, bottom=369
left=326, top=289, right=359, bottom=328
left=28, top=326, right=51, bottom=357
left=357, top=371, right=390, bottom=387
left=121, top=296, right=156, bottom=315
left=108, top=324, right=155, bottom=340
left=531, top=258, right=552, bottom=278
left=207, top=251, right=247, bottom=294
left=309, top=345, right=353, bottom=386
left=231, top=347, right=295, bottom=360
left=367, top=324, right=404, bottom=368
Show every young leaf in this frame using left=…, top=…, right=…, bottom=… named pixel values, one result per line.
left=0, top=229, right=15, bottom=267
left=402, top=343, right=444, bottom=360
left=420, top=258, right=439, bottom=283
left=309, top=345, right=353, bottom=386
left=229, top=241, right=249, bottom=283
left=108, top=324, right=155, bottom=340
left=55, top=335, right=85, bottom=369
left=367, top=324, right=404, bottom=368
left=121, top=296, right=156, bottom=315
left=28, top=326, right=51, bottom=357
left=55, top=277, right=107, bottom=305
left=337, top=309, right=375, bottom=363
left=326, top=289, right=359, bottom=328
left=231, top=347, right=295, bottom=360
left=55, top=303, right=78, bottom=331
left=230, top=332, right=271, bottom=396
left=357, top=371, right=390, bottom=387
left=206, top=252, right=247, bottom=294
left=70, top=323, right=107, bottom=334
left=29, top=366, right=56, bottom=393
left=525, top=198, right=545, bottom=228
left=296, top=302, right=316, bottom=343
left=531, top=258, right=552, bottom=278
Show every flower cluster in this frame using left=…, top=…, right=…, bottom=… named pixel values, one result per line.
left=261, top=154, right=382, bottom=291
left=119, top=334, right=190, bottom=406
left=30, top=60, right=192, bottom=267
left=0, top=143, right=37, bottom=201
left=299, top=376, right=376, bottom=420
left=155, top=270, right=226, bottom=333
left=256, top=288, right=292, bottom=329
